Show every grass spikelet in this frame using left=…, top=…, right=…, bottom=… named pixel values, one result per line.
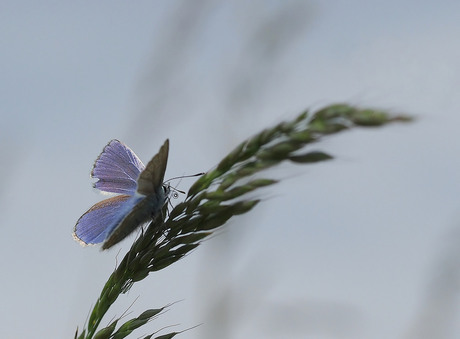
left=75, top=104, right=412, bottom=338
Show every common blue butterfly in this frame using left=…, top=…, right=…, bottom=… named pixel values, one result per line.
left=73, top=139, right=170, bottom=250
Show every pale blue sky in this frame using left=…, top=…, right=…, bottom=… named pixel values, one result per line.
left=1, top=1, right=460, bottom=338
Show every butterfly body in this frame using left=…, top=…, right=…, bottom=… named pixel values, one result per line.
left=73, top=139, right=169, bottom=250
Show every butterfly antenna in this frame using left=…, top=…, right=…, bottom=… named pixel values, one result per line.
left=165, top=172, right=204, bottom=198
left=164, top=172, right=205, bottom=183
left=164, top=172, right=204, bottom=215
left=170, top=186, right=185, bottom=196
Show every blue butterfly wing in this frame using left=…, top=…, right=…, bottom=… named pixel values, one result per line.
left=73, top=194, right=143, bottom=245
left=91, top=140, right=145, bottom=195
left=102, top=191, right=167, bottom=249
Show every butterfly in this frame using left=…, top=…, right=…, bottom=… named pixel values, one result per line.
left=73, top=139, right=170, bottom=250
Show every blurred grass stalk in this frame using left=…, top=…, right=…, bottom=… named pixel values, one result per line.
left=76, top=104, right=412, bottom=339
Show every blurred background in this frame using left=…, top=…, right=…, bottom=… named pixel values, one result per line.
left=1, top=1, right=460, bottom=338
